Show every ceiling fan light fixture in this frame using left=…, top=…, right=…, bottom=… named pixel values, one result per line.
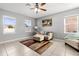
left=25, top=3, right=46, bottom=14
left=34, top=8, right=40, bottom=14
left=34, top=8, right=38, bottom=12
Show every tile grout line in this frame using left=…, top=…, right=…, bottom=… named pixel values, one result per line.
left=3, top=44, right=8, bottom=56
left=64, top=42, right=66, bottom=56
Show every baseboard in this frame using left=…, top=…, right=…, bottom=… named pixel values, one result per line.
left=0, top=36, right=32, bottom=44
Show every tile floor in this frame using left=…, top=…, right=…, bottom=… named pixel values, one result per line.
left=0, top=39, right=79, bottom=56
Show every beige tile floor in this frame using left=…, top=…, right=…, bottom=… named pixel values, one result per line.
left=0, top=39, right=79, bottom=56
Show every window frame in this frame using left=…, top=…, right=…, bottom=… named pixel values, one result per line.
left=24, top=20, right=32, bottom=27
left=3, top=15, right=16, bottom=34
left=64, top=15, right=78, bottom=34
left=24, top=19, right=32, bottom=32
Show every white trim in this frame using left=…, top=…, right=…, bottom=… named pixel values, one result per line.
left=3, top=15, right=16, bottom=19
left=77, top=16, right=78, bottom=32
left=64, top=18, right=66, bottom=33
left=0, top=36, right=32, bottom=44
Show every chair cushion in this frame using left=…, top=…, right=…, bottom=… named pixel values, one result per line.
left=33, top=34, right=44, bottom=42
left=33, top=37, right=40, bottom=41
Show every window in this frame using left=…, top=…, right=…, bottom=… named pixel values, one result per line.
left=24, top=20, right=32, bottom=32
left=3, top=16, right=16, bottom=34
left=64, top=16, right=78, bottom=33
left=24, top=20, right=32, bottom=27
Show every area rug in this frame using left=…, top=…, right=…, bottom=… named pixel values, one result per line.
left=20, top=39, right=53, bottom=54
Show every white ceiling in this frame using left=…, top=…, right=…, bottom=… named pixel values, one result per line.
left=0, top=3, right=79, bottom=19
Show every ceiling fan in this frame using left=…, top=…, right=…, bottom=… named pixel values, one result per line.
left=26, top=3, right=47, bottom=14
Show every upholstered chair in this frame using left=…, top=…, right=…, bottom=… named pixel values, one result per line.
left=47, top=32, right=54, bottom=40
left=33, top=34, right=44, bottom=42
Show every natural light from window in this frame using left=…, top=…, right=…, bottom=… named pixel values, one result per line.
left=64, top=15, right=78, bottom=33
left=3, top=16, right=16, bottom=34
left=24, top=20, right=32, bottom=32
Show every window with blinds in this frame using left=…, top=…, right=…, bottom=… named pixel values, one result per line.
left=64, top=16, right=78, bottom=33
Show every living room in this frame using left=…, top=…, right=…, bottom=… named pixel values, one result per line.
left=0, top=3, right=79, bottom=56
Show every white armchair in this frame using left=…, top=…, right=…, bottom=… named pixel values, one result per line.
left=44, top=32, right=54, bottom=40
left=48, top=32, right=53, bottom=40
left=33, top=34, right=44, bottom=42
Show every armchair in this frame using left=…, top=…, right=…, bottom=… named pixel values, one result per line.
left=44, top=32, right=54, bottom=40
left=48, top=32, right=54, bottom=40
left=33, top=34, right=44, bottom=42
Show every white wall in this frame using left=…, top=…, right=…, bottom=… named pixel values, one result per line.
left=0, top=9, right=36, bottom=42
left=37, top=8, right=79, bottom=39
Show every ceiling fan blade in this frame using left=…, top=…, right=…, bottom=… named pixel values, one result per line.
left=30, top=8, right=35, bottom=9
left=25, top=3, right=31, bottom=7
left=40, top=8, right=47, bottom=11
left=40, top=10, right=45, bottom=14
left=41, top=3, right=46, bottom=6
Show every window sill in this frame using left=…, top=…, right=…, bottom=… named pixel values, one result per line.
left=64, top=32, right=77, bottom=34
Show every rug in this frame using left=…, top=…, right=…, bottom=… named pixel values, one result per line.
left=20, top=39, right=53, bottom=54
